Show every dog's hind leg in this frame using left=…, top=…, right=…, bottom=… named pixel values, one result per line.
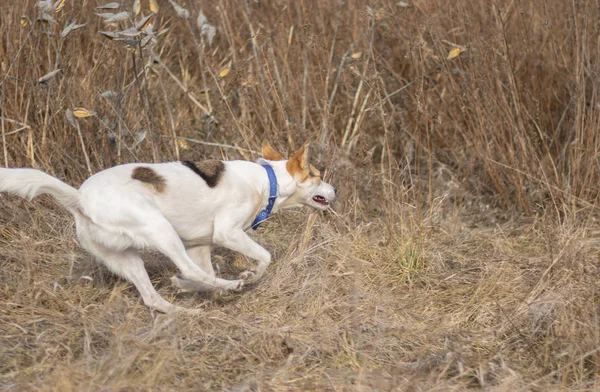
left=108, top=250, right=178, bottom=313
left=75, top=217, right=177, bottom=312
left=141, top=216, right=244, bottom=292
left=92, top=247, right=178, bottom=313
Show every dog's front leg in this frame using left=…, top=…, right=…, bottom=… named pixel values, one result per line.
left=213, top=228, right=271, bottom=283
left=170, top=246, right=218, bottom=293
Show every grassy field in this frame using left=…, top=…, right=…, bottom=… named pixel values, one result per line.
left=1, top=0, right=600, bottom=390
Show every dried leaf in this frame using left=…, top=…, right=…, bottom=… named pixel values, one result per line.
left=366, top=5, right=385, bottom=20
left=169, top=0, right=189, bottom=19
left=140, top=34, right=153, bottom=48
left=197, top=10, right=216, bottom=45
left=38, top=12, right=58, bottom=24
left=73, top=108, right=96, bottom=118
left=219, top=62, right=231, bottom=78
left=99, top=90, right=119, bottom=100
left=61, top=22, right=86, bottom=38
left=38, top=69, right=61, bottom=83
left=118, top=27, right=140, bottom=37
left=97, top=2, right=120, bottom=10
left=156, top=27, right=171, bottom=38
left=35, top=0, right=52, bottom=12
left=20, top=16, right=29, bottom=27
left=133, top=0, right=141, bottom=15
left=104, top=11, right=130, bottom=23
left=135, top=13, right=154, bottom=30
left=143, top=25, right=154, bottom=36
left=447, top=47, right=462, bottom=60
left=202, top=24, right=215, bottom=45
left=398, top=1, right=410, bottom=7
left=176, top=138, right=189, bottom=150
left=351, top=52, right=362, bottom=59
left=65, top=109, right=76, bottom=128
left=197, top=10, right=207, bottom=27
left=119, top=38, right=140, bottom=47
left=149, top=0, right=159, bottom=13
left=54, top=0, right=66, bottom=13
left=133, top=129, right=146, bottom=146
left=95, top=12, right=115, bottom=19
left=99, top=31, right=119, bottom=40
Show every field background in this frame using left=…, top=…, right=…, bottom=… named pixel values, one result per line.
left=1, top=0, right=600, bottom=390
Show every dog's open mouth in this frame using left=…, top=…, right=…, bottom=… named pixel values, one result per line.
left=312, top=195, right=329, bottom=206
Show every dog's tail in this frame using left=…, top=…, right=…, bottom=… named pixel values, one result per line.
left=0, top=168, right=82, bottom=215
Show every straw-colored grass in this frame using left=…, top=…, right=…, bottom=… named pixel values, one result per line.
left=1, top=0, right=599, bottom=390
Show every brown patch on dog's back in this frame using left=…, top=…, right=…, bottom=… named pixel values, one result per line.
left=181, top=160, right=225, bottom=188
left=131, top=167, right=166, bottom=192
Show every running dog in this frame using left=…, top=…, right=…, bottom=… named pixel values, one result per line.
left=0, top=141, right=336, bottom=312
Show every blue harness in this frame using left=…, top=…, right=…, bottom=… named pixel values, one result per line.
left=251, top=164, right=277, bottom=230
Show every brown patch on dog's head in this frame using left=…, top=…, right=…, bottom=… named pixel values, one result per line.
left=261, top=140, right=284, bottom=161
left=131, top=167, right=166, bottom=192
left=286, top=143, right=311, bottom=181
left=181, top=160, right=225, bottom=188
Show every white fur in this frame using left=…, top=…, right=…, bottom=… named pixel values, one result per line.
left=0, top=158, right=336, bottom=313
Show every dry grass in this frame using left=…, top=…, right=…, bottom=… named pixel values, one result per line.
left=1, top=0, right=600, bottom=390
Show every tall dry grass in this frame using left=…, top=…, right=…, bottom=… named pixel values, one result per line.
left=1, top=0, right=599, bottom=390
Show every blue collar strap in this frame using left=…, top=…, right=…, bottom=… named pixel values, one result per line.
left=251, top=164, right=278, bottom=230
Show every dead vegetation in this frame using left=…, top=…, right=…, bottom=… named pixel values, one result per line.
left=1, top=0, right=599, bottom=390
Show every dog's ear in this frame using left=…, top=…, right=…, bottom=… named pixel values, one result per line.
left=309, top=164, right=320, bottom=177
left=286, top=142, right=310, bottom=179
left=293, top=142, right=310, bottom=168
left=261, top=140, right=284, bottom=161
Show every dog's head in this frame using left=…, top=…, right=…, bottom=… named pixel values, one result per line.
left=259, top=140, right=336, bottom=211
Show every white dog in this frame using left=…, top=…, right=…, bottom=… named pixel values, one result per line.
left=0, top=141, right=336, bottom=312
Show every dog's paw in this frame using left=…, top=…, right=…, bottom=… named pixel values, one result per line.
left=170, top=275, right=202, bottom=292
left=239, top=270, right=256, bottom=281
left=171, top=274, right=244, bottom=293
left=170, top=274, right=189, bottom=291
left=170, top=274, right=212, bottom=292
left=240, top=269, right=266, bottom=284
left=226, top=279, right=245, bottom=291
